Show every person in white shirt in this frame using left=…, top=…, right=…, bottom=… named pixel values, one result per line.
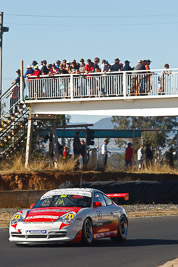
left=101, top=139, right=111, bottom=167
left=137, top=145, right=144, bottom=170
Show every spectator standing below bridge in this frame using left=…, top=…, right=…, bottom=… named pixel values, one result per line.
left=137, top=145, right=144, bottom=170
left=145, top=144, right=153, bottom=167
left=101, top=140, right=111, bottom=168
left=80, top=139, right=87, bottom=170
left=166, top=147, right=174, bottom=169
left=73, top=132, right=81, bottom=170
left=125, top=143, right=134, bottom=169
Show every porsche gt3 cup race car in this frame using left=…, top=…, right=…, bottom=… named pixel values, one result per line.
left=9, top=188, right=128, bottom=245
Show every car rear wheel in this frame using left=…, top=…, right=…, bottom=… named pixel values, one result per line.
left=82, top=218, right=93, bottom=245
left=111, top=215, right=128, bottom=242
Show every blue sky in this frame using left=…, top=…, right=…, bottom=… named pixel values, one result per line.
left=1, top=0, right=178, bottom=123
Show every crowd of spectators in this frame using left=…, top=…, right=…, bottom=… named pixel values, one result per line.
left=12, top=58, right=173, bottom=97
left=23, top=58, right=152, bottom=78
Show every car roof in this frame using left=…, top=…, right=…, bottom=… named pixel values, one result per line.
left=41, top=188, right=101, bottom=199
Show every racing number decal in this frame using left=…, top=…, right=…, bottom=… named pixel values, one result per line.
left=12, top=214, right=21, bottom=220
left=96, top=210, right=102, bottom=221
left=65, top=213, right=74, bottom=220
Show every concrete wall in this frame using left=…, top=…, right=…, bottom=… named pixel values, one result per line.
left=0, top=190, right=47, bottom=208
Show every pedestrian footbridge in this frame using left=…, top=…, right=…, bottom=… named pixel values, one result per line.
left=20, top=67, right=178, bottom=117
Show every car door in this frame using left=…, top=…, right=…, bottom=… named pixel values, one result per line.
left=93, top=192, right=113, bottom=237
left=103, top=194, right=119, bottom=234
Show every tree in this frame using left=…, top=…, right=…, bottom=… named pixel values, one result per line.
left=112, top=116, right=178, bottom=153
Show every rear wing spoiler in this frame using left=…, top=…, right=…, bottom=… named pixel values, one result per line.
left=106, top=193, right=129, bottom=201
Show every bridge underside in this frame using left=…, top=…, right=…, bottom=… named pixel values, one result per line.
left=28, top=96, right=178, bottom=116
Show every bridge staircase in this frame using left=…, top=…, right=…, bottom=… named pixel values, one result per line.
left=0, top=84, right=42, bottom=160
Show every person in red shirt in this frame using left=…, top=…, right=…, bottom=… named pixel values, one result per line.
left=32, top=65, right=41, bottom=78
left=63, top=146, right=68, bottom=160
left=125, top=143, right=134, bottom=169
left=85, top=59, right=94, bottom=97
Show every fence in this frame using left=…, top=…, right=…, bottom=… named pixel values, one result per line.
left=23, top=69, right=178, bottom=101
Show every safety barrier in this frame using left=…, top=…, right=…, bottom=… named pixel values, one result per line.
left=23, top=69, right=178, bottom=100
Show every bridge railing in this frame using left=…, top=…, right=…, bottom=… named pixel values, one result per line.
left=23, top=68, right=178, bottom=101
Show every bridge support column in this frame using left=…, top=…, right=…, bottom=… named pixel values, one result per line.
left=25, top=118, right=32, bottom=168
left=52, top=119, right=58, bottom=168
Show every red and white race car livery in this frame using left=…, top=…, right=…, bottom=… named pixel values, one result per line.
left=9, top=188, right=128, bottom=245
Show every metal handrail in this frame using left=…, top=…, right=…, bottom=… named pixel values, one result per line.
left=23, top=68, right=178, bottom=100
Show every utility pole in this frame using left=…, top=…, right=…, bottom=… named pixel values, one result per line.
left=0, top=12, right=9, bottom=117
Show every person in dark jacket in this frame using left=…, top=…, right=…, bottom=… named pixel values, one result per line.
left=145, top=144, right=153, bottom=167
left=73, top=132, right=81, bottom=170
left=122, top=60, right=133, bottom=71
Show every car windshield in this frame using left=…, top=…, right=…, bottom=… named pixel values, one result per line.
left=34, top=194, right=92, bottom=208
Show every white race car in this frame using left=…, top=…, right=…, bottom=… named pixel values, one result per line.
left=9, top=188, right=128, bottom=245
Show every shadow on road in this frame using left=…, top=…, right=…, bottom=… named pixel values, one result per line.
left=15, top=238, right=178, bottom=248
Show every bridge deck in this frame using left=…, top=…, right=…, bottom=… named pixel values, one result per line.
left=12, top=68, right=178, bottom=116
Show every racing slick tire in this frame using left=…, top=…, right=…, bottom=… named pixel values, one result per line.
left=111, top=215, right=128, bottom=242
left=82, top=218, right=93, bottom=245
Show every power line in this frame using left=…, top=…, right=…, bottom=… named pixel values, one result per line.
left=6, top=21, right=178, bottom=27
left=5, top=13, right=178, bottom=19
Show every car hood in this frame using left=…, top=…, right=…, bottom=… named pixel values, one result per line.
left=24, top=207, right=82, bottom=223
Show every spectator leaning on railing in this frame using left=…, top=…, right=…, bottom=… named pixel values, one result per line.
left=24, top=65, right=34, bottom=78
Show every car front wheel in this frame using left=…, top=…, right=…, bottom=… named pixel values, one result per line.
left=82, top=218, right=93, bottom=245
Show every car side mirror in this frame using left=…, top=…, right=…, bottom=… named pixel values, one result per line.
left=93, top=201, right=102, bottom=208
left=30, top=203, right=35, bottom=209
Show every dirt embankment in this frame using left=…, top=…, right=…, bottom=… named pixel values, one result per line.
left=1, top=171, right=178, bottom=191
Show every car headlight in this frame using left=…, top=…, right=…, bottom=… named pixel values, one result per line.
left=57, top=212, right=76, bottom=224
left=11, top=213, right=24, bottom=225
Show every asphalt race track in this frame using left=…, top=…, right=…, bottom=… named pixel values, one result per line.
left=1, top=216, right=178, bottom=267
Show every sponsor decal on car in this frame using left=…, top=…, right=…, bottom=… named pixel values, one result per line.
left=26, top=216, right=59, bottom=220
left=26, top=230, right=47, bottom=234
left=32, top=209, right=71, bottom=213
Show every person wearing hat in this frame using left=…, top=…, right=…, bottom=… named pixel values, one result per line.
left=32, top=65, right=41, bottom=78
left=24, top=65, right=34, bottom=78
left=12, top=69, right=20, bottom=85
left=111, top=58, right=122, bottom=72
left=125, top=142, right=134, bottom=169
left=41, top=60, right=49, bottom=75
left=31, top=60, right=38, bottom=70
left=69, top=60, right=80, bottom=74
left=122, top=60, right=133, bottom=71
